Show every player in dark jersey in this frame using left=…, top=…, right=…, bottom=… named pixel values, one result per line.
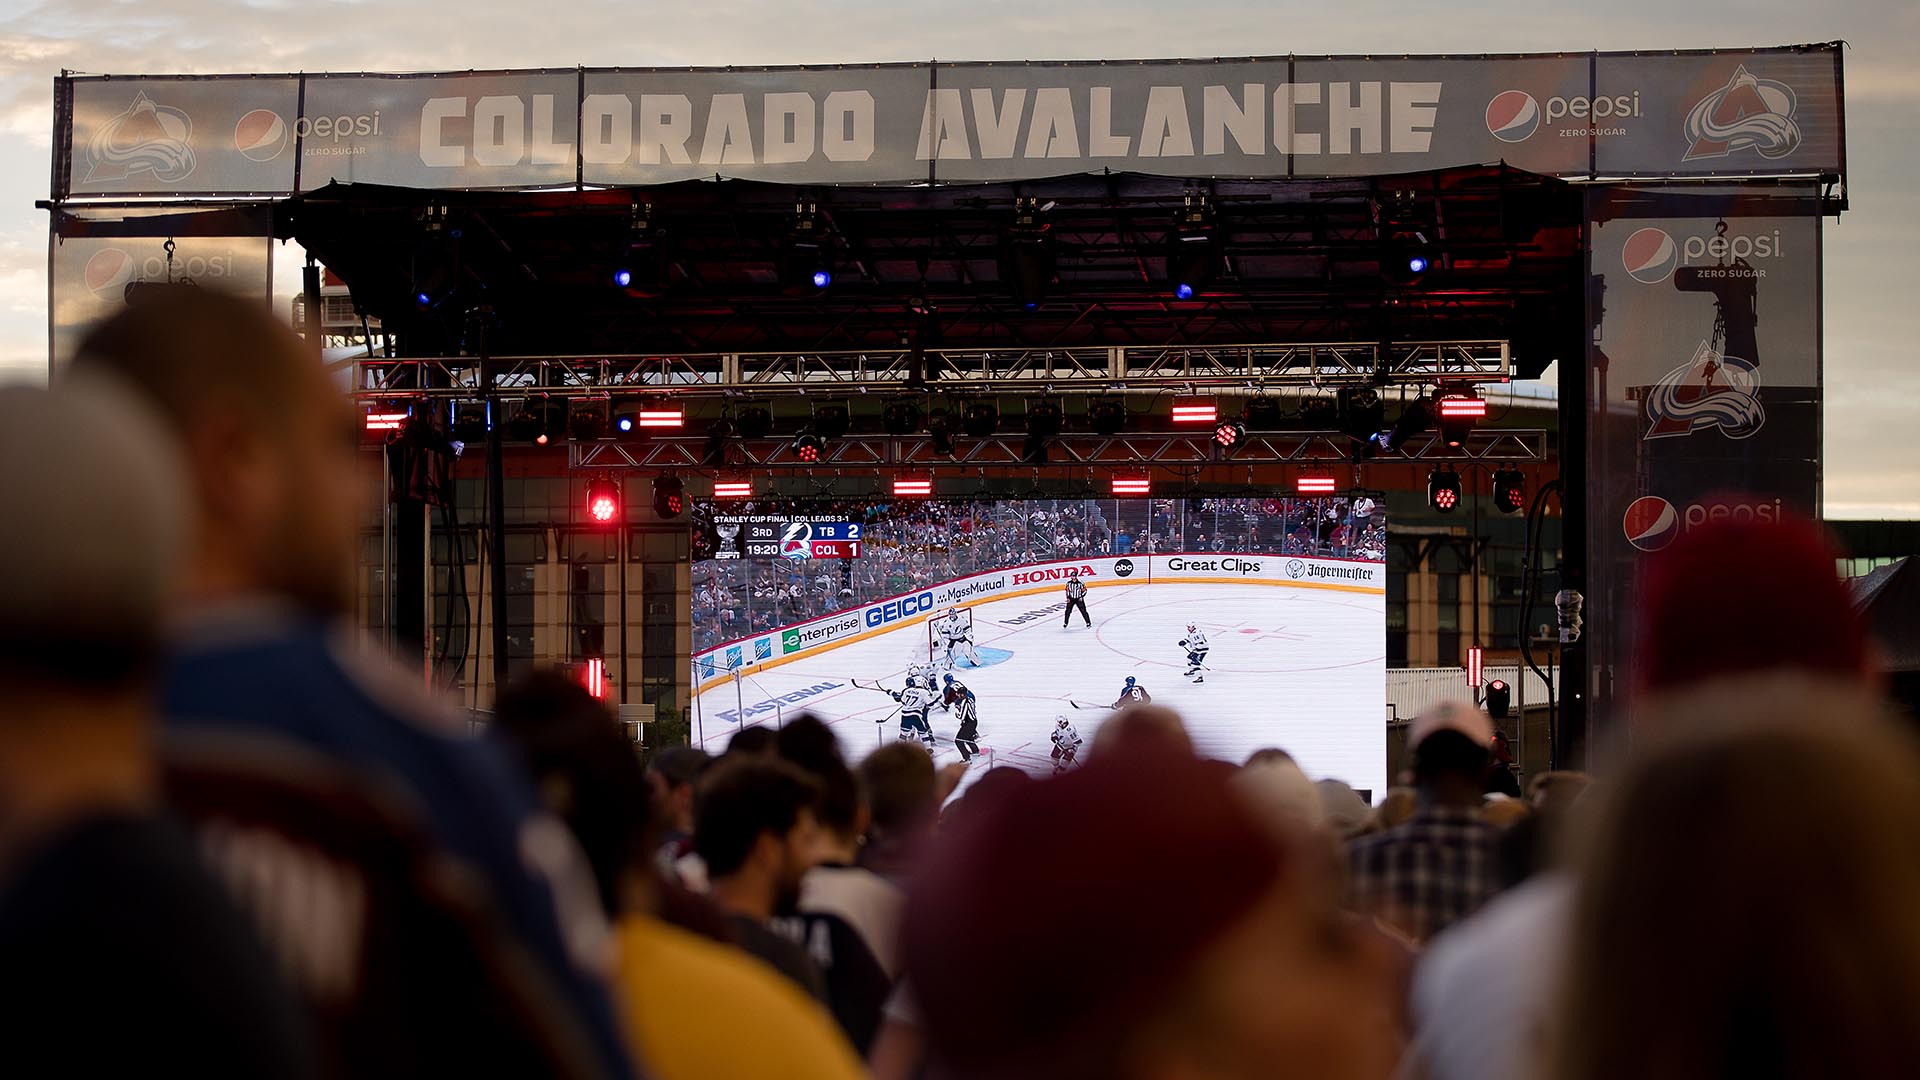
left=1112, top=675, right=1153, bottom=709
left=942, top=674, right=982, bottom=761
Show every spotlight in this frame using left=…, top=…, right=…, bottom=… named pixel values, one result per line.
left=1243, top=396, right=1283, bottom=430
left=811, top=269, right=832, bottom=289
left=1174, top=282, right=1195, bottom=301
left=1407, top=255, right=1429, bottom=274
left=1486, top=679, right=1511, bottom=719
left=651, top=476, right=685, bottom=519
left=962, top=399, right=1000, bottom=438
left=1434, top=389, right=1486, bottom=447
left=585, top=478, right=621, bottom=525
left=1213, top=418, right=1247, bottom=451
left=882, top=398, right=925, bottom=436
left=736, top=405, right=774, bottom=439
left=813, top=403, right=850, bottom=441
left=615, top=412, right=636, bottom=435
left=1493, top=468, right=1526, bottom=514
left=568, top=399, right=610, bottom=441
left=612, top=268, right=633, bottom=288
left=414, top=291, right=433, bottom=309
left=1386, top=397, right=1433, bottom=451
left=792, top=431, right=826, bottom=464
left=1087, top=397, right=1128, bottom=436
left=1428, top=467, right=1462, bottom=513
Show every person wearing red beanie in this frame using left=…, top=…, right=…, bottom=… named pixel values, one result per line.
left=1634, top=505, right=1872, bottom=697
left=903, top=742, right=1397, bottom=1080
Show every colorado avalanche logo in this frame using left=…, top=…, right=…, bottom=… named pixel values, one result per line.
left=1485, top=90, right=1541, bottom=143
left=1644, top=341, right=1765, bottom=441
left=1622, top=227, right=1679, bottom=285
left=1683, top=65, right=1802, bottom=162
left=780, top=521, right=814, bottom=561
left=85, top=92, right=196, bottom=184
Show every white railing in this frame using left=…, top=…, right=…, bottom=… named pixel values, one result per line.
left=1387, top=666, right=1559, bottom=723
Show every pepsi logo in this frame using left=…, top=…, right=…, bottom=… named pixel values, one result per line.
left=1622, top=227, right=1678, bottom=285
left=233, top=109, right=288, bottom=163
left=1622, top=496, right=1679, bottom=552
left=1486, top=90, right=1541, bottom=143
left=83, top=248, right=136, bottom=301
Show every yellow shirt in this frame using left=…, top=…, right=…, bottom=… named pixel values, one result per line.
left=614, top=916, right=866, bottom=1080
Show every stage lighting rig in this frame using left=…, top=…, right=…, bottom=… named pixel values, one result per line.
left=651, top=476, right=685, bottom=519
left=812, top=402, right=851, bottom=441
left=1242, top=396, right=1283, bottom=431
left=1428, top=467, right=1462, bottom=513
left=1166, top=193, right=1219, bottom=300
left=927, top=408, right=957, bottom=456
left=1434, top=388, right=1487, bottom=448
left=882, top=398, right=925, bottom=436
left=1000, top=197, right=1056, bottom=310
left=703, top=413, right=737, bottom=467
left=792, top=431, right=826, bottom=464
left=1024, top=398, right=1063, bottom=464
left=962, top=399, right=1000, bottom=438
left=1493, top=468, right=1527, bottom=514
left=1385, top=396, right=1432, bottom=452
left=736, top=405, right=775, bottom=440
left=1087, top=397, right=1128, bottom=436
left=585, top=478, right=621, bottom=525
left=568, top=398, right=609, bottom=441
left=1213, top=418, right=1247, bottom=452
left=782, top=202, right=833, bottom=293
left=612, top=202, right=669, bottom=296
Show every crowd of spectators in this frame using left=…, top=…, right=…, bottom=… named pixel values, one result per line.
left=691, top=495, right=1386, bottom=652
left=4, top=285, right=1915, bottom=1080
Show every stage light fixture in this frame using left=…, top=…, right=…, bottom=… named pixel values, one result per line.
left=1386, top=397, right=1432, bottom=451
left=1213, top=418, right=1247, bottom=450
left=736, top=405, right=774, bottom=439
left=702, top=414, right=737, bottom=467
left=651, top=476, right=685, bottom=519
left=453, top=402, right=487, bottom=443
left=1170, top=397, right=1218, bottom=424
left=811, top=269, right=832, bottom=289
left=1493, top=468, right=1526, bottom=514
left=1407, top=255, right=1429, bottom=274
left=1296, top=474, right=1338, bottom=495
left=1026, top=398, right=1063, bottom=437
left=1166, top=194, right=1219, bottom=299
left=1087, top=397, right=1128, bottom=436
left=1338, top=387, right=1384, bottom=443
left=712, top=478, right=753, bottom=499
left=1434, top=389, right=1487, bottom=447
left=585, top=478, right=621, bottom=525
left=1428, top=467, right=1462, bottom=513
left=782, top=202, right=833, bottom=294
left=1111, top=473, right=1152, bottom=497
left=927, top=408, right=956, bottom=456
left=1243, top=396, right=1283, bottom=430
left=882, top=398, right=925, bottom=436
left=962, top=399, right=1000, bottom=438
left=365, top=408, right=408, bottom=433
left=792, top=431, right=826, bottom=464
left=612, top=268, right=633, bottom=288
left=1486, top=678, right=1511, bottom=719
left=813, top=403, right=851, bottom=441
left=893, top=477, right=934, bottom=497
left=1298, top=395, right=1339, bottom=430
left=506, top=405, right=544, bottom=444
left=1000, top=197, right=1056, bottom=309
left=568, top=399, right=610, bottom=441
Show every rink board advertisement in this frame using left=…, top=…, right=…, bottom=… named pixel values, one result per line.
left=691, top=496, right=1387, bottom=797
left=1583, top=180, right=1823, bottom=726
left=54, top=45, right=1840, bottom=195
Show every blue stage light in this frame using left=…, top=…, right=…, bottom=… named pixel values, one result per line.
left=1174, top=283, right=1195, bottom=300
left=613, top=268, right=633, bottom=288
left=811, top=269, right=832, bottom=288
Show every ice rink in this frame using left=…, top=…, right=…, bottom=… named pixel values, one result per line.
left=694, top=579, right=1387, bottom=799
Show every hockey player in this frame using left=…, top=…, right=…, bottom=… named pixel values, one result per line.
left=942, top=674, right=982, bottom=761
left=1179, top=623, right=1210, bottom=684
left=1050, top=716, right=1083, bottom=774
left=935, top=606, right=981, bottom=670
left=890, top=679, right=939, bottom=749
left=1111, top=675, right=1153, bottom=709
left=1062, top=569, right=1091, bottom=628
left=907, top=656, right=939, bottom=693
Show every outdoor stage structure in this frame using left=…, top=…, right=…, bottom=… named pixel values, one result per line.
left=42, top=44, right=1846, bottom=763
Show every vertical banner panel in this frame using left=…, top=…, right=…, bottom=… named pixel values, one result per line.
left=49, top=226, right=272, bottom=368
left=1595, top=49, right=1845, bottom=177
left=1584, top=181, right=1822, bottom=724
left=580, top=66, right=931, bottom=186
left=298, top=72, right=581, bottom=190
left=65, top=76, right=300, bottom=196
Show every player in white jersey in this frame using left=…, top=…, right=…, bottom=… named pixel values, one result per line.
left=942, top=674, right=982, bottom=761
left=1111, top=676, right=1152, bottom=709
left=935, top=606, right=981, bottom=670
left=907, top=658, right=939, bottom=692
left=890, top=680, right=939, bottom=748
left=1050, top=716, right=1083, bottom=774
left=1179, top=624, right=1210, bottom=684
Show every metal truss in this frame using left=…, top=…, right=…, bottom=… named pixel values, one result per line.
left=568, top=428, right=1548, bottom=471
left=352, top=339, right=1510, bottom=399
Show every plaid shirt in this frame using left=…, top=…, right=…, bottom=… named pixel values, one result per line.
left=1347, top=805, right=1504, bottom=944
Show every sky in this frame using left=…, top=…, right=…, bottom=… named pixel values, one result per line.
left=1, top=0, right=1914, bottom=517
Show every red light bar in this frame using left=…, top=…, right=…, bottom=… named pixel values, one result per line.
left=1111, top=475, right=1152, bottom=496
left=1436, top=395, right=1487, bottom=419
left=1170, top=398, right=1218, bottom=424
left=636, top=406, right=684, bottom=428
left=585, top=657, right=605, bottom=700
left=712, top=480, right=753, bottom=499
left=1467, top=645, right=1484, bottom=689
left=365, top=411, right=408, bottom=432
left=1295, top=475, right=1338, bottom=494
left=893, top=478, right=933, bottom=497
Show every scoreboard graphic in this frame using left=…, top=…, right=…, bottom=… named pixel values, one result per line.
left=702, top=512, right=862, bottom=560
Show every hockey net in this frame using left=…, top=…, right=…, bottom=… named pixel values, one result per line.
left=926, top=608, right=974, bottom=662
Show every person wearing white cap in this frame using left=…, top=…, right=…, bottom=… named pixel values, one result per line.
left=1345, top=699, right=1504, bottom=944
left=0, top=380, right=314, bottom=1076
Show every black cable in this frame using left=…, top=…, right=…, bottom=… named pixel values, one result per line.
left=1518, top=477, right=1562, bottom=769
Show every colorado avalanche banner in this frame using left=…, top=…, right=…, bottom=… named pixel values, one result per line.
left=52, top=44, right=1843, bottom=196
left=1582, top=180, right=1824, bottom=723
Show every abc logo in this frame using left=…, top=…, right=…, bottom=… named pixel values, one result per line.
left=1486, top=90, right=1541, bottom=143
left=1622, top=496, right=1679, bottom=552
left=1113, top=558, right=1135, bottom=578
left=1622, top=227, right=1679, bottom=285
left=233, top=110, right=288, bottom=163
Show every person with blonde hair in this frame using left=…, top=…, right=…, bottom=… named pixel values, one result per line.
left=1555, top=688, right=1920, bottom=1080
